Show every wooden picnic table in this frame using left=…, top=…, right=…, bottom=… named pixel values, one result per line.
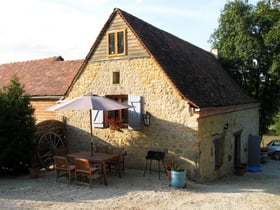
left=66, top=151, right=123, bottom=186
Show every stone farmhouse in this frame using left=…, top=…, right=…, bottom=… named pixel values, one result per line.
left=0, top=8, right=259, bottom=182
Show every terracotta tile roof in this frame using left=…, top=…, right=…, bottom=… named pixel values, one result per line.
left=0, top=56, right=83, bottom=97
left=116, top=9, right=257, bottom=108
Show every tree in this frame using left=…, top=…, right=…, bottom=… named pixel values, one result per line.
left=0, top=77, right=36, bottom=173
left=273, top=113, right=280, bottom=135
left=209, top=0, right=280, bottom=134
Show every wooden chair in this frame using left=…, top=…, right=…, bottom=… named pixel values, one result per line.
left=74, top=158, right=100, bottom=188
left=54, top=156, right=75, bottom=184
left=107, top=148, right=127, bottom=177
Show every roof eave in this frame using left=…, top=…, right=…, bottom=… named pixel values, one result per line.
left=196, top=102, right=260, bottom=118
left=30, top=95, right=64, bottom=100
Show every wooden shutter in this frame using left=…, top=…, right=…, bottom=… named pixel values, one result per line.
left=92, top=110, right=104, bottom=128
left=128, top=95, right=142, bottom=130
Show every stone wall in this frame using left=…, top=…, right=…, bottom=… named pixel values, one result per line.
left=198, top=107, right=259, bottom=181
left=57, top=57, right=200, bottom=178
left=56, top=57, right=259, bottom=182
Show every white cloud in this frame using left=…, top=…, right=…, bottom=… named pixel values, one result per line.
left=79, top=0, right=106, bottom=6
left=1, top=0, right=259, bottom=64
left=0, top=0, right=104, bottom=63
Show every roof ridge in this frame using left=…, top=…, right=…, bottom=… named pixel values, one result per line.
left=117, top=8, right=209, bottom=54
left=0, top=56, right=64, bottom=66
left=62, top=58, right=84, bottom=62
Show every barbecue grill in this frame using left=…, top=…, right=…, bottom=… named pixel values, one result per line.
left=143, top=150, right=166, bottom=179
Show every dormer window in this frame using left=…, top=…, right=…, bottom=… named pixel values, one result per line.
left=107, top=29, right=126, bottom=57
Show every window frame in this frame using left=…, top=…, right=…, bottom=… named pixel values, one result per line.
left=92, top=95, right=142, bottom=130
left=106, top=29, right=127, bottom=57
left=112, top=71, right=120, bottom=84
left=106, top=95, right=128, bottom=128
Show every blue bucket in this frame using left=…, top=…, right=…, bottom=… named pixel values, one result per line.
left=171, top=170, right=186, bottom=188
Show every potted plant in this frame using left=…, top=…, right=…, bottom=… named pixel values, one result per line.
left=28, top=162, right=41, bottom=179
left=105, top=117, right=120, bottom=130
left=170, top=162, right=186, bottom=188
left=235, top=163, right=247, bottom=176
left=166, top=162, right=172, bottom=182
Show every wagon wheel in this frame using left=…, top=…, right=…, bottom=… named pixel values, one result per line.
left=37, top=132, right=65, bottom=170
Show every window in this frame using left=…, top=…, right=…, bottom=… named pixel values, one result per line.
left=107, top=30, right=126, bottom=56
left=92, top=95, right=142, bottom=130
left=106, top=95, right=128, bottom=127
left=108, top=33, right=115, bottom=54
left=112, top=72, right=120, bottom=84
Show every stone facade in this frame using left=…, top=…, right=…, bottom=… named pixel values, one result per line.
left=198, top=107, right=259, bottom=181
left=56, top=56, right=259, bottom=182
left=57, top=58, right=198, bottom=174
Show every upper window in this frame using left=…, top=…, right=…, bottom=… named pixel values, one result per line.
left=107, top=30, right=126, bottom=56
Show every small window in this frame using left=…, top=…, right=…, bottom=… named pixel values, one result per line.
left=113, top=72, right=120, bottom=84
left=107, top=30, right=126, bottom=56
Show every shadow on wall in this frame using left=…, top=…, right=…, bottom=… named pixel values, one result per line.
left=61, top=114, right=200, bottom=181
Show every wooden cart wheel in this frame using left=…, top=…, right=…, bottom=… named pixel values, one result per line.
left=37, top=132, right=65, bottom=170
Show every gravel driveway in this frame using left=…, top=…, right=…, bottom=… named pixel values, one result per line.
left=0, top=159, right=279, bottom=209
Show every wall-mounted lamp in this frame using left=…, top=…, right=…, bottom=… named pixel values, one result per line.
left=223, top=123, right=229, bottom=131
left=143, top=112, right=151, bottom=126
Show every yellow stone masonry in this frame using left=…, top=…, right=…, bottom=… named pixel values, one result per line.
left=56, top=57, right=259, bottom=182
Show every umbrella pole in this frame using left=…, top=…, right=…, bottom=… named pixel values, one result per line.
left=90, top=109, right=93, bottom=156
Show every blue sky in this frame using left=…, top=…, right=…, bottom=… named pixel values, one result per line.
left=0, top=0, right=258, bottom=64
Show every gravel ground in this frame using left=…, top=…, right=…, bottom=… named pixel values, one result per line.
left=0, top=159, right=280, bottom=210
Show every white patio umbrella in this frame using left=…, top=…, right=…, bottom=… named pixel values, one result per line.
left=46, top=93, right=130, bottom=155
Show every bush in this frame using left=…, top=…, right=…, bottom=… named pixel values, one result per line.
left=0, top=77, right=36, bottom=174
